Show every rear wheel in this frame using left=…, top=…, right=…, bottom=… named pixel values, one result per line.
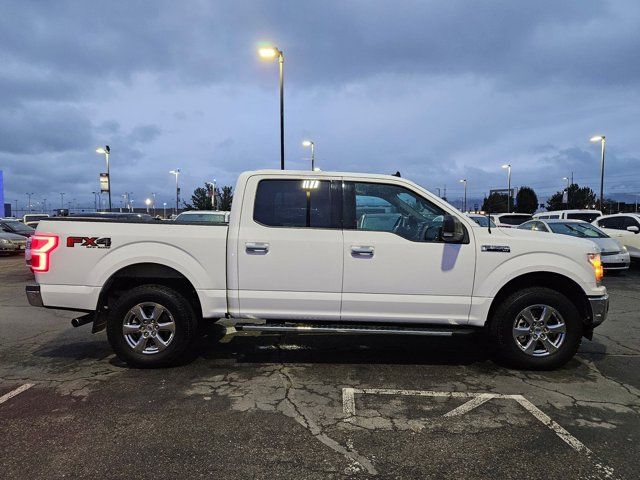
left=489, top=287, right=583, bottom=370
left=107, top=284, right=198, bottom=368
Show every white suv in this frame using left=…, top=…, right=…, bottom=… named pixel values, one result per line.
left=592, top=213, right=640, bottom=259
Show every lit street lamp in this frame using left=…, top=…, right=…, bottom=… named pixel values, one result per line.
left=258, top=45, right=285, bottom=170
left=590, top=135, right=606, bottom=211
left=96, top=146, right=111, bottom=211
left=501, top=164, right=512, bottom=212
left=163, top=202, right=167, bottom=219
left=170, top=169, right=180, bottom=214
left=145, top=198, right=151, bottom=213
left=459, top=179, right=467, bottom=212
left=302, top=140, right=315, bottom=170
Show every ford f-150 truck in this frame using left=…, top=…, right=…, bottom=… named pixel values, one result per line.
left=25, top=170, right=609, bottom=369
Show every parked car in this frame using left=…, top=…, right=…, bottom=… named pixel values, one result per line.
left=25, top=169, right=608, bottom=370
left=23, top=214, right=50, bottom=228
left=0, top=219, right=35, bottom=238
left=489, top=213, right=532, bottom=228
left=0, top=231, right=28, bottom=255
left=592, top=213, right=640, bottom=259
left=465, top=213, right=496, bottom=228
left=533, top=209, right=602, bottom=223
left=174, top=210, right=230, bottom=224
left=518, top=219, right=630, bottom=273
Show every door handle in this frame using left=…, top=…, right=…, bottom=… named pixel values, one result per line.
left=351, top=245, right=374, bottom=257
left=246, top=242, right=270, bottom=254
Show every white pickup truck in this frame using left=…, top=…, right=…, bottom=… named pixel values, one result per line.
left=26, top=170, right=609, bottom=369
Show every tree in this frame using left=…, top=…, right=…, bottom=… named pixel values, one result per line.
left=546, top=184, right=597, bottom=211
left=515, top=186, right=538, bottom=214
left=184, top=183, right=233, bottom=211
left=481, top=192, right=508, bottom=213
left=218, top=186, right=233, bottom=211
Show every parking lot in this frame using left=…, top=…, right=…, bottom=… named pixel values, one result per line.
left=1, top=255, right=638, bottom=479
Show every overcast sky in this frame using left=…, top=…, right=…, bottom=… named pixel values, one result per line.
left=1, top=0, right=639, bottom=212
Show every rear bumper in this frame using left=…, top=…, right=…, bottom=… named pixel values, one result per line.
left=588, top=293, right=609, bottom=327
left=26, top=285, right=44, bottom=307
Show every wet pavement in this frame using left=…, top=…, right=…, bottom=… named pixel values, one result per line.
left=1, top=255, right=638, bottom=479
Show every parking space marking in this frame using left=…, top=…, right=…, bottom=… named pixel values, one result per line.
left=342, top=388, right=592, bottom=455
left=0, top=383, right=34, bottom=406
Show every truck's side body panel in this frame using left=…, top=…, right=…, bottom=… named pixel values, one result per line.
left=34, top=221, right=228, bottom=317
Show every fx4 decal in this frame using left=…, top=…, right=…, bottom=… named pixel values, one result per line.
left=66, top=236, right=112, bottom=249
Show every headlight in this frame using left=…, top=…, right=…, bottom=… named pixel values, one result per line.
left=620, top=245, right=628, bottom=253
left=588, top=253, right=604, bottom=282
left=0, top=239, right=9, bottom=244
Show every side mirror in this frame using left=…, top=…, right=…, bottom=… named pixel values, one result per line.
left=441, top=215, right=465, bottom=243
left=627, top=226, right=640, bottom=234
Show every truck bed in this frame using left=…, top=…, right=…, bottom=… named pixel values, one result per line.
left=31, top=219, right=229, bottom=317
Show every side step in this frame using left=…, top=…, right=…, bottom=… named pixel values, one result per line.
left=234, top=322, right=477, bottom=337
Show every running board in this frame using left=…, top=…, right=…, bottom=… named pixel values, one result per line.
left=234, top=322, right=477, bottom=337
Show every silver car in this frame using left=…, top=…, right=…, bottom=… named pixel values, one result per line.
left=0, top=231, right=28, bottom=255
left=518, top=219, right=630, bottom=273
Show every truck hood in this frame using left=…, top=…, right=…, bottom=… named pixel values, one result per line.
left=474, top=226, right=598, bottom=256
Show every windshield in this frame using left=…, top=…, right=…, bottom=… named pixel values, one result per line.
left=566, top=212, right=601, bottom=222
left=3, top=221, right=34, bottom=233
left=498, top=214, right=532, bottom=226
left=469, top=216, right=496, bottom=228
left=175, top=212, right=228, bottom=223
left=548, top=222, right=608, bottom=238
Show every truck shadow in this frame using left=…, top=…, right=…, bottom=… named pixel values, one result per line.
left=196, top=329, right=494, bottom=367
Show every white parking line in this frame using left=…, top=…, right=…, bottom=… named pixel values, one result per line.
left=342, top=387, right=591, bottom=454
left=0, top=383, right=34, bottom=405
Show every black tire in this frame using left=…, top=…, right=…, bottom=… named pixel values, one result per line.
left=106, top=284, right=198, bottom=368
left=489, top=287, right=583, bottom=370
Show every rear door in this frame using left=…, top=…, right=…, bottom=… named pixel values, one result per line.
left=235, top=175, right=344, bottom=320
left=340, top=180, right=475, bottom=324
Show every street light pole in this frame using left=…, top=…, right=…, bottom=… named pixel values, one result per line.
left=501, top=164, right=512, bottom=212
left=163, top=202, right=167, bottom=219
left=562, top=177, right=570, bottom=206
left=170, top=169, right=180, bottom=214
left=152, top=192, right=156, bottom=216
left=302, top=140, right=315, bottom=170
left=96, top=146, right=111, bottom=211
left=459, top=179, right=467, bottom=212
left=258, top=45, right=285, bottom=170
left=26, top=193, right=34, bottom=213
left=590, top=135, right=606, bottom=211
left=60, top=193, right=65, bottom=210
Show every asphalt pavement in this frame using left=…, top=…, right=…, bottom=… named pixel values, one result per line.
left=0, top=255, right=638, bottom=479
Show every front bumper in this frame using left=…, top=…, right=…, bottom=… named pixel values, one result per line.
left=588, top=293, right=609, bottom=327
left=26, top=285, right=44, bottom=307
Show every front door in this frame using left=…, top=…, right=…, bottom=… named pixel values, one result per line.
left=341, top=180, right=475, bottom=324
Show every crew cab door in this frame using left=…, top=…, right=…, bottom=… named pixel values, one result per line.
left=234, top=175, right=343, bottom=320
left=341, top=180, right=475, bottom=324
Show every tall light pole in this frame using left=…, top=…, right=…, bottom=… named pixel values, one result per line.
left=590, top=135, right=606, bottom=211
left=170, top=169, right=180, bottom=214
left=42, top=198, right=47, bottom=214
left=635, top=194, right=639, bottom=213
left=258, top=45, right=285, bottom=170
left=163, top=202, right=167, bottom=219
left=96, top=146, right=111, bottom=211
left=26, top=193, right=34, bottom=213
left=92, top=191, right=98, bottom=211
left=459, top=179, right=467, bottom=212
left=302, top=140, right=315, bottom=170
left=60, top=193, right=65, bottom=210
left=151, top=192, right=156, bottom=216
left=501, top=164, right=512, bottom=212
left=145, top=198, right=151, bottom=213
left=562, top=177, right=570, bottom=206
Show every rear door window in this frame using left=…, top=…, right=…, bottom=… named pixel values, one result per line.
left=598, top=217, right=623, bottom=229
left=253, top=179, right=341, bottom=228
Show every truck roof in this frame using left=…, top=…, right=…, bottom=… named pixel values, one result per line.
left=244, top=169, right=406, bottom=181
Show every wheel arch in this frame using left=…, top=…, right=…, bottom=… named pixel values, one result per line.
left=486, top=271, right=592, bottom=337
left=93, top=262, right=202, bottom=333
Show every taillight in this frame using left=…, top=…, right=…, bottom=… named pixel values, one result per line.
left=30, top=235, right=59, bottom=272
left=588, top=253, right=604, bottom=282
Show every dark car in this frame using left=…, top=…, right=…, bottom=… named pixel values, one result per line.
left=0, top=219, right=36, bottom=238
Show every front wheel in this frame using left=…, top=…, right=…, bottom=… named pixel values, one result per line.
left=106, top=284, right=198, bottom=368
left=489, top=287, right=583, bottom=370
